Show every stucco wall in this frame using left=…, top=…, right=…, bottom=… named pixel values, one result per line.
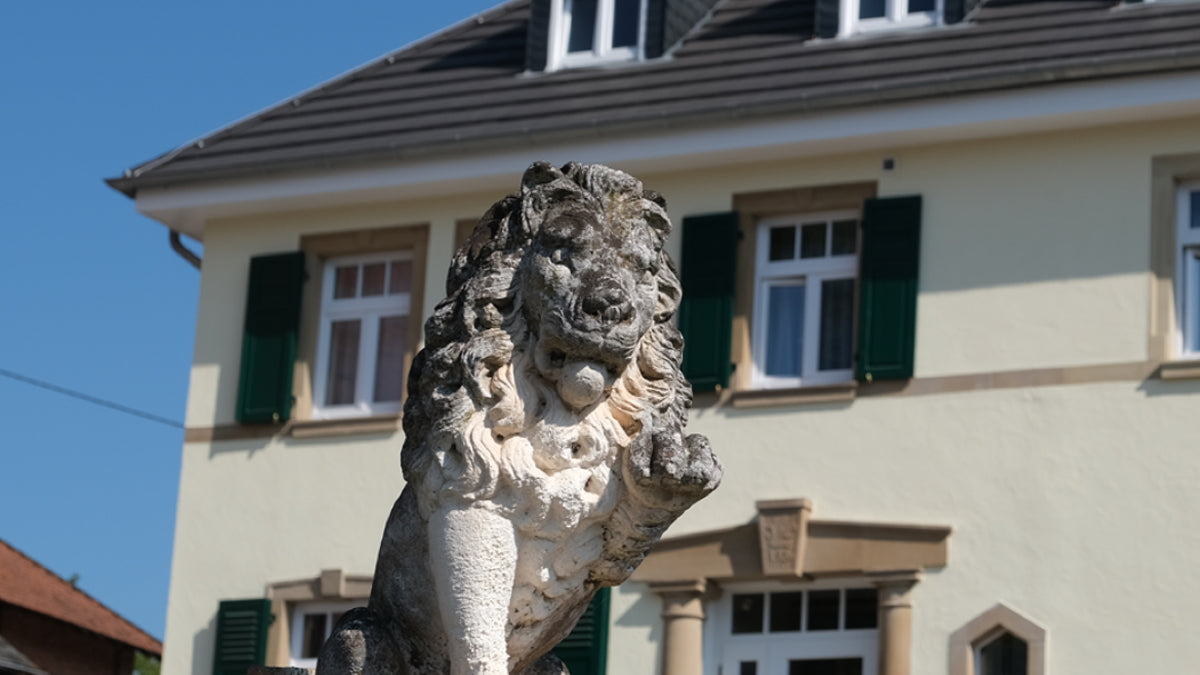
left=163, top=115, right=1200, bottom=674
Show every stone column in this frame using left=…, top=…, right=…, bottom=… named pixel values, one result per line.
left=871, top=571, right=921, bottom=675
left=651, top=580, right=708, bottom=675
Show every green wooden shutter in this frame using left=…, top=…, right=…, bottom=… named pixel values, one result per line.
left=236, top=252, right=306, bottom=424
left=678, top=212, right=739, bottom=393
left=552, top=588, right=610, bottom=675
left=856, top=196, right=922, bottom=382
left=212, top=598, right=272, bottom=675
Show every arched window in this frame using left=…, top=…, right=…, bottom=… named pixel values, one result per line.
left=948, top=604, right=1044, bottom=675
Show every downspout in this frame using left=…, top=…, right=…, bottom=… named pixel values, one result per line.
left=169, top=230, right=202, bottom=270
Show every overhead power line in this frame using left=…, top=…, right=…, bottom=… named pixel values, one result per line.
left=0, top=367, right=183, bottom=430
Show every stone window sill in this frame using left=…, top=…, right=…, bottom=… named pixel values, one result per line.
left=1159, top=359, right=1200, bottom=381
left=288, top=414, right=402, bottom=439
left=729, top=383, right=857, bottom=409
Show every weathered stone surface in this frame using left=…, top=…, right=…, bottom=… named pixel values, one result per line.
left=318, top=162, right=722, bottom=675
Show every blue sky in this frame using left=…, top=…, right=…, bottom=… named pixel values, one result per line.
left=0, top=0, right=499, bottom=642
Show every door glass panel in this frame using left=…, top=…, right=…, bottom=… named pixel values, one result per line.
left=789, top=658, right=862, bottom=675
left=389, top=260, right=413, bottom=294
left=769, top=592, right=804, bottom=632
left=326, top=320, right=361, bottom=405
left=568, top=0, right=598, bottom=52
left=361, top=263, right=386, bottom=297
left=844, top=588, right=878, bottom=629
left=806, top=590, right=839, bottom=631
left=732, top=593, right=765, bottom=634
left=739, top=663, right=758, bottom=675
left=831, top=219, right=858, bottom=255
left=770, top=226, right=797, bottom=261
left=1189, top=190, right=1200, bottom=228
left=374, top=315, right=408, bottom=403
left=859, top=0, right=885, bottom=18
left=908, top=0, right=935, bottom=12
left=819, top=279, right=855, bottom=371
left=612, top=0, right=640, bottom=47
left=334, top=265, right=358, bottom=299
left=765, top=283, right=805, bottom=377
left=800, top=223, right=827, bottom=259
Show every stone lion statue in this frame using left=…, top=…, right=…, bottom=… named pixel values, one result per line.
left=318, top=162, right=722, bottom=675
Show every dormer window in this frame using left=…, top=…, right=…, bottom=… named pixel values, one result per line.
left=550, top=0, right=645, bottom=70
left=840, top=0, right=942, bottom=35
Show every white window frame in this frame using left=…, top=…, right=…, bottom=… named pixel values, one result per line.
left=752, top=211, right=859, bottom=389
left=548, top=0, right=646, bottom=71
left=1178, top=182, right=1200, bottom=359
left=289, top=600, right=358, bottom=668
left=312, top=252, right=412, bottom=419
left=839, top=0, right=944, bottom=36
left=706, top=580, right=879, bottom=675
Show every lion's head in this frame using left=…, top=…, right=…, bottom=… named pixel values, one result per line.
left=401, top=162, right=691, bottom=512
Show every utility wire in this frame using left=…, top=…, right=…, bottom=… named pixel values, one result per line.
left=0, top=367, right=183, bottom=430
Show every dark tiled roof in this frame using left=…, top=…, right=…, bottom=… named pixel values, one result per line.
left=110, top=0, right=1200, bottom=196
left=0, top=635, right=46, bottom=675
left=0, top=539, right=162, bottom=656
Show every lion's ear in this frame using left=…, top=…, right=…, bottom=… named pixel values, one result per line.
left=521, top=162, right=563, bottom=193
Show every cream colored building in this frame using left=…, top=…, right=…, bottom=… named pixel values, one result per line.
left=110, top=1, right=1200, bottom=674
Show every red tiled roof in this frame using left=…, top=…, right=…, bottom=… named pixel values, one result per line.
left=0, top=539, right=161, bottom=656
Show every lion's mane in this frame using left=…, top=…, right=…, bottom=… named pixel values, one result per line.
left=399, top=162, right=692, bottom=520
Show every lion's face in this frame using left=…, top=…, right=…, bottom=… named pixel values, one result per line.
left=518, top=180, right=663, bottom=390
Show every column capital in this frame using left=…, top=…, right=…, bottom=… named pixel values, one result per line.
left=649, top=579, right=707, bottom=597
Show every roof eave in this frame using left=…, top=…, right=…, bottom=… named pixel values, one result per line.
left=107, top=51, right=1200, bottom=199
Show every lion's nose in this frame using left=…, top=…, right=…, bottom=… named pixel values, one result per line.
left=581, top=286, right=632, bottom=322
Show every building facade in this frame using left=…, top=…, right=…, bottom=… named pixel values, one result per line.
left=110, top=1, right=1200, bottom=673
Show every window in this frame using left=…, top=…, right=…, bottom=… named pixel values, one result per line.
left=1177, top=183, right=1200, bottom=358
left=289, top=601, right=357, bottom=668
left=552, top=0, right=644, bottom=69
left=840, top=0, right=943, bottom=35
left=312, top=252, right=413, bottom=418
left=716, top=584, right=879, bottom=675
left=753, top=212, right=859, bottom=388
left=948, top=603, right=1045, bottom=675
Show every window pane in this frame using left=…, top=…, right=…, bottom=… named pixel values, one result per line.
left=568, top=0, right=598, bottom=52
left=979, top=633, right=1028, bottom=675
left=389, top=260, right=413, bottom=294
left=301, top=613, right=327, bottom=658
left=832, top=219, right=858, bottom=256
left=1192, top=254, right=1200, bottom=352
left=860, top=0, right=885, bottom=18
left=731, top=593, right=765, bottom=634
left=769, top=591, right=803, bottom=632
left=1191, top=191, right=1200, bottom=229
left=819, top=279, right=855, bottom=371
left=801, top=224, right=827, bottom=258
left=765, top=284, right=805, bottom=377
left=740, top=662, right=758, bottom=675
left=844, top=588, right=878, bottom=629
left=769, top=226, right=796, bottom=261
left=374, top=315, right=408, bottom=403
left=806, top=590, right=839, bottom=631
left=612, top=0, right=640, bottom=47
left=334, top=265, right=358, bottom=299
left=326, top=320, right=361, bottom=406
left=789, top=658, right=862, bottom=675
left=362, top=263, right=386, bottom=296
left=908, top=0, right=936, bottom=12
